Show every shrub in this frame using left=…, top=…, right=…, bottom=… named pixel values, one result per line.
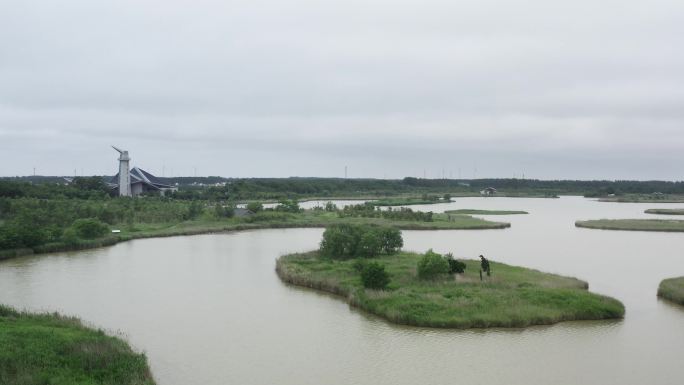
left=69, top=218, right=109, bottom=239
left=275, top=199, right=301, bottom=213
left=379, top=227, right=403, bottom=254
left=246, top=201, right=264, bottom=213
left=360, top=262, right=390, bottom=289
left=319, top=224, right=403, bottom=259
left=417, top=249, right=449, bottom=280
left=444, top=252, right=466, bottom=274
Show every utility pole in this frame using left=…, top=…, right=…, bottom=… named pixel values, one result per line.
left=344, top=166, right=348, bottom=179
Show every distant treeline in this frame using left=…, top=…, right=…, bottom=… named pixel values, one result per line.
left=3, top=176, right=684, bottom=200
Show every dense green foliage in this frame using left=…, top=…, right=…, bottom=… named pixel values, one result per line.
left=6, top=177, right=684, bottom=201
left=359, top=262, right=391, bottom=290
left=0, top=305, right=155, bottom=385
left=319, top=224, right=403, bottom=259
left=576, top=219, right=684, bottom=232
left=276, top=251, right=625, bottom=328
left=417, top=249, right=450, bottom=279
left=658, top=277, right=684, bottom=305
left=67, top=218, right=109, bottom=239
left=338, top=204, right=433, bottom=222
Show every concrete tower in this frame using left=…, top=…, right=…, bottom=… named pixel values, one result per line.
left=112, top=146, right=132, bottom=197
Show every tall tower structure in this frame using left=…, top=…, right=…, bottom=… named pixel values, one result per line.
left=112, top=146, right=132, bottom=197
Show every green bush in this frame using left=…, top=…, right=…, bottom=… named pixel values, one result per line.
left=445, top=252, right=466, bottom=274
left=319, top=224, right=403, bottom=259
left=69, top=218, right=109, bottom=239
left=360, top=262, right=390, bottom=289
left=417, top=249, right=449, bottom=280
left=275, top=199, right=301, bottom=213
left=246, top=201, right=264, bottom=213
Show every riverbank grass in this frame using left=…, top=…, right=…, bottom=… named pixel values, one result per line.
left=276, top=251, right=624, bottom=329
left=575, top=219, right=684, bottom=232
left=645, top=209, right=684, bottom=215
left=445, top=209, right=528, bottom=215
left=658, top=277, right=684, bottom=305
left=0, top=305, right=155, bottom=385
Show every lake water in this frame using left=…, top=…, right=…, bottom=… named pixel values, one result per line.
left=1, top=196, right=683, bottom=385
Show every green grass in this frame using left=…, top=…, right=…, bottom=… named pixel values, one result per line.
left=575, top=219, right=684, bottom=232
left=0, top=210, right=509, bottom=260
left=658, top=277, right=684, bottom=305
left=0, top=305, right=155, bottom=385
left=445, top=209, right=528, bottom=215
left=645, top=209, right=684, bottom=215
left=276, top=251, right=624, bottom=329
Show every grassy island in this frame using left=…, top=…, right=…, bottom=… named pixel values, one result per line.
left=276, top=251, right=624, bottom=329
left=575, top=219, right=684, bottom=232
left=0, top=305, right=155, bottom=385
left=645, top=209, right=684, bottom=215
left=599, top=194, right=684, bottom=203
left=658, top=277, right=684, bottom=305
left=370, top=197, right=449, bottom=206
left=445, top=209, right=528, bottom=215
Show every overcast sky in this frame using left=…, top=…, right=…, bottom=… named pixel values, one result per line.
left=1, top=0, right=683, bottom=180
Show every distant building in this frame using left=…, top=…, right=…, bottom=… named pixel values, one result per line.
left=480, top=187, right=497, bottom=196
left=110, top=147, right=177, bottom=197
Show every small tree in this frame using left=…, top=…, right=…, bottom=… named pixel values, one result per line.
left=444, top=252, right=466, bottom=274
left=246, top=201, right=264, bottom=213
left=417, top=249, right=450, bottom=280
left=360, top=262, right=390, bottom=290
left=379, top=227, right=403, bottom=254
left=324, top=201, right=337, bottom=212
left=443, top=193, right=452, bottom=201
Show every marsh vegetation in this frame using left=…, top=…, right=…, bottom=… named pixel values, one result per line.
left=0, top=305, right=155, bottom=385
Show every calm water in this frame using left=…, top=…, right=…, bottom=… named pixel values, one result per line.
left=1, top=197, right=684, bottom=385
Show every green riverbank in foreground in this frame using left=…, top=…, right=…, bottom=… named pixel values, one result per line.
left=276, top=251, right=624, bottom=329
left=645, top=209, right=684, bottom=215
left=445, top=209, right=528, bottom=215
left=575, top=219, right=684, bottom=232
left=0, top=210, right=508, bottom=260
left=0, top=305, right=154, bottom=385
left=658, top=277, right=684, bottom=305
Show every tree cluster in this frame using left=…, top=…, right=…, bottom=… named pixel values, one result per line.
left=319, top=224, right=403, bottom=259
left=338, top=204, right=433, bottom=222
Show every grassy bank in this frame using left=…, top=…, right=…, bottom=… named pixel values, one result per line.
left=276, top=251, right=624, bottom=329
left=658, top=277, right=684, bottom=305
left=370, top=197, right=448, bottom=206
left=645, top=209, right=684, bottom=215
left=445, top=209, right=528, bottom=215
left=0, top=210, right=508, bottom=260
left=599, top=194, right=684, bottom=203
left=0, top=305, right=154, bottom=385
left=575, top=219, right=684, bottom=232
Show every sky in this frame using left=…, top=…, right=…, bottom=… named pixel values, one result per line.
left=1, top=0, right=683, bottom=180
